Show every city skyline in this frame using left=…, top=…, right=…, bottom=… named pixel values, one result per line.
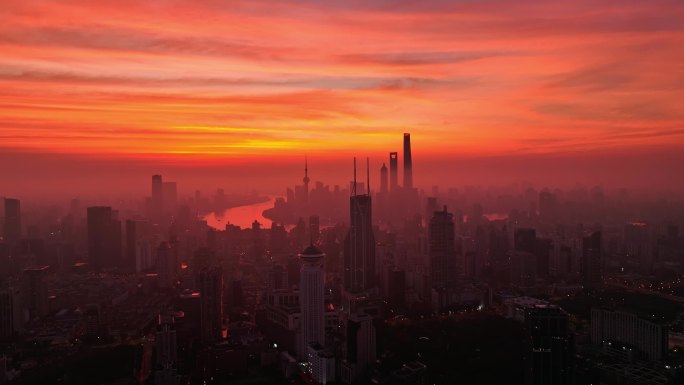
left=2, top=0, right=684, bottom=198
left=1, top=2, right=684, bottom=385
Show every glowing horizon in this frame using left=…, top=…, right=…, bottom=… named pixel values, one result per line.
left=1, top=0, right=682, bottom=163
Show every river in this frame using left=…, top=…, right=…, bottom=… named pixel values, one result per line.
left=203, top=196, right=276, bottom=230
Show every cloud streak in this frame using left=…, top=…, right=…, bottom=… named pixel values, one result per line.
left=0, top=0, right=682, bottom=160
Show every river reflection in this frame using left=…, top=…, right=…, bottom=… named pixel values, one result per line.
left=204, top=196, right=277, bottom=230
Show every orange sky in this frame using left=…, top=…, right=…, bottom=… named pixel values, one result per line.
left=1, top=0, right=684, bottom=197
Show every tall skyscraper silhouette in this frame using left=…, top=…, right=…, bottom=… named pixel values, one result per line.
left=429, top=206, right=456, bottom=290
left=3, top=198, right=21, bottom=244
left=299, top=245, right=325, bottom=357
left=581, top=231, right=602, bottom=287
left=303, top=156, right=310, bottom=204
left=87, top=206, right=121, bottom=271
left=151, top=174, right=163, bottom=221
left=199, top=266, right=223, bottom=344
left=389, top=152, right=398, bottom=192
left=524, top=305, right=573, bottom=385
left=403, top=133, right=413, bottom=189
left=344, top=159, right=376, bottom=294
left=379, top=163, right=388, bottom=194
left=22, top=266, right=49, bottom=319
left=0, top=287, right=23, bottom=340
left=156, top=242, right=175, bottom=289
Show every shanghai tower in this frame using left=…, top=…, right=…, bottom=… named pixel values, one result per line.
left=403, top=133, right=413, bottom=189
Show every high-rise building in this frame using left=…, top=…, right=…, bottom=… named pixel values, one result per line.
left=539, top=191, right=558, bottom=220
left=344, top=160, right=376, bottom=294
left=514, top=228, right=537, bottom=253
left=591, top=308, right=668, bottom=362
left=87, top=207, right=121, bottom=271
left=152, top=174, right=164, bottom=221
left=126, top=219, right=151, bottom=273
left=403, top=133, right=413, bottom=189
left=299, top=245, right=325, bottom=357
left=0, top=287, right=23, bottom=340
left=581, top=231, right=602, bottom=287
left=379, top=163, right=388, bottom=194
left=22, top=266, right=49, bottom=319
left=309, top=215, right=320, bottom=243
left=155, top=312, right=180, bottom=385
left=524, top=305, right=573, bottom=385
left=156, top=313, right=178, bottom=369
left=389, top=152, right=398, bottom=191
left=3, top=198, right=21, bottom=244
left=429, top=206, right=456, bottom=290
left=341, top=312, right=377, bottom=384
left=156, top=242, right=175, bottom=289
left=199, top=267, right=223, bottom=344
left=162, top=181, right=177, bottom=215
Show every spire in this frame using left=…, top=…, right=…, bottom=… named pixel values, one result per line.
left=303, top=155, right=310, bottom=184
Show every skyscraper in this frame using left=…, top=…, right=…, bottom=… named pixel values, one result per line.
left=344, top=159, right=376, bottom=294
left=429, top=206, right=456, bottom=290
left=3, top=198, right=21, bottom=244
left=156, top=242, right=175, bottom=289
left=0, top=287, right=23, bottom=340
left=199, top=266, right=223, bottom=344
left=22, top=266, right=49, bottom=319
left=151, top=174, right=163, bottom=221
left=299, top=245, right=325, bottom=357
left=514, top=228, right=537, bottom=253
left=380, top=163, right=388, bottom=194
left=341, top=312, right=377, bottom=384
left=389, top=152, right=398, bottom=191
left=581, top=231, right=602, bottom=287
left=403, top=133, right=413, bottom=189
left=525, top=305, right=573, bottom=385
left=155, top=312, right=180, bottom=385
left=162, top=181, right=177, bottom=214
left=87, top=206, right=121, bottom=271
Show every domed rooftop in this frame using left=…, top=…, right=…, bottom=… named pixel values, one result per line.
left=300, top=244, right=324, bottom=256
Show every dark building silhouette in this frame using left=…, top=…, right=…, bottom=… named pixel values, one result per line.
left=343, top=159, right=376, bottom=294
left=162, top=181, right=177, bottom=214
left=581, top=231, right=602, bottom=287
left=22, top=266, right=49, bottom=319
left=87, top=206, right=121, bottom=271
left=309, top=215, right=320, bottom=243
left=299, top=244, right=325, bottom=358
left=125, top=219, right=150, bottom=273
left=514, top=228, right=537, bottom=253
left=199, top=266, right=223, bottom=344
left=0, top=287, right=23, bottom=340
left=380, top=163, right=388, bottom=194
left=3, top=198, right=21, bottom=244
left=429, top=206, right=456, bottom=290
left=525, top=305, right=573, bottom=385
left=539, top=191, right=558, bottom=220
left=403, top=133, right=413, bottom=189
left=151, top=174, right=163, bottom=221
left=389, top=152, right=398, bottom=192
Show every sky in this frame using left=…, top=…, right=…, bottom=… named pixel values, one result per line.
left=1, top=0, right=684, bottom=198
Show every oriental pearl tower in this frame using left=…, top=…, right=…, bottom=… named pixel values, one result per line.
left=303, top=155, right=310, bottom=203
